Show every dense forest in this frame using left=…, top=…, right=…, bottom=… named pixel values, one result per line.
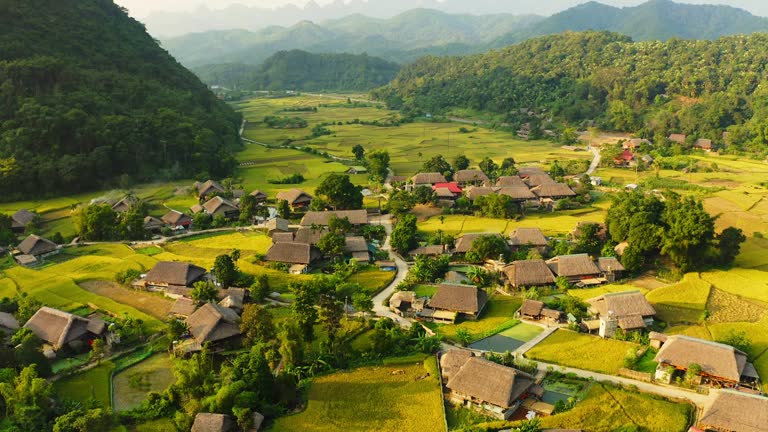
left=193, top=50, right=401, bottom=91
left=0, top=0, right=242, bottom=200
left=373, top=31, right=768, bottom=153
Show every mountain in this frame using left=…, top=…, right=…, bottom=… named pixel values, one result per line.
left=373, top=31, right=768, bottom=149
left=496, top=0, right=768, bottom=45
left=0, top=0, right=242, bottom=200
left=138, top=0, right=585, bottom=38
left=193, top=50, right=401, bottom=92
left=160, top=9, right=542, bottom=68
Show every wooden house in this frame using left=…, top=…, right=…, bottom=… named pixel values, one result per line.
left=503, top=260, right=556, bottom=289
left=668, top=134, right=687, bottom=145
left=143, top=216, right=164, bottom=232
left=622, top=138, right=651, bottom=150
left=697, top=390, right=768, bottom=432
left=265, top=242, right=321, bottom=270
left=519, top=299, right=562, bottom=324
left=10, top=209, right=36, bottom=233
left=524, top=174, right=555, bottom=187
left=440, top=349, right=475, bottom=382
left=465, top=186, right=495, bottom=201
left=546, top=254, right=601, bottom=284
left=346, top=166, right=367, bottom=174
left=614, top=150, right=636, bottom=167
left=344, top=236, right=371, bottom=262
left=195, top=180, right=225, bottom=199
left=497, top=186, right=537, bottom=203
left=293, top=227, right=327, bottom=246
left=15, top=234, right=59, bottom=266
left=508, top=227, right=548, bottom=253
left=408, top=244, right=446, bottom=258
left=694, top=138, right=715, bottom=152
left=495, top=176, right=526, bottom=188
left=410, top=172, right=447, bottom=188
left=454, top=233, right=505, bottom=255
left=300, top=210, right=368, bottom=227
left=144, top=261, right=207, bottom=296
left=596, top=257, right=626, bottom=282
left=423, top=284, right=488, bottom=323
left=654, top=335, right=760, bottom=390
left=587, top=291, right=656, bottom=337
left=162, top=210, right=193, bottom=229
left=169, top=297, right=197, bottom=318
left=24, top=307, right=106, bottom=355
left=191, top=413, right=233, bottom=432
left=249, top=190, right=268, bottom=204
left=111, top=195, right=139, bottom=213
left=445, top=356, right=536, bottom=420
left=432, top=182, right=463, bottom=199
left=201, top=196, right=240, bottom=220
left=276, top=188, right=313, bottom=210
left=389, top=291, right=426, bottom=317
left=455, top=170, right=490, bottom=187
left=531, top=183, right=576, bottom=200
left=184, top=303, right=241, bottom=352
left=517, top=166, right=547, bottom=178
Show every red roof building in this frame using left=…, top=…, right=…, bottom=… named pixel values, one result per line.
left=432, top=182, right=463, bottom=194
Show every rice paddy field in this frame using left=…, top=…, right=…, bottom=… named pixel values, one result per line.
left=428, top=295, right=523, bottom=343
left=271, top=356, right=445, bottom=432
left=538, top=383, right=691, bottom=432
left=113, top=354, right=176, bottom=411
left=526, top=329, right=638, bottom=374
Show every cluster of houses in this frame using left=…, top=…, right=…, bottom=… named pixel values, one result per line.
left=263, top=209, right=375, bottom=274
left=11, top=234, right=60, bottom=267
left=395, top=167, right=576, bottom=210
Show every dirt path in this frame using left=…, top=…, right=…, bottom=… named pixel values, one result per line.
left=370, top=214, right=412, bottom=328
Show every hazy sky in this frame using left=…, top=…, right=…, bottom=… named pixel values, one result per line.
left=116, top=0, right=768, bottom=19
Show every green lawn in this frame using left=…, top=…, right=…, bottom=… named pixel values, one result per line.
left=499, top=322, right=544, bottom=340
left=431, top=295, right=523, bottom=343
left=526, top=329, right=637, bottom=375
left=413, top=284, right=439, bottom=298
left=271, top=356, right=444, bottom=432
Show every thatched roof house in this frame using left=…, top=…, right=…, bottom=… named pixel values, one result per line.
left=111, top=195, right=139, bottom=213
left=293, top=227, right=327, bottom=245
left=145, top=262, right=207, bottom=288
left=143, top=216, right=164, bottom=231
left=698, top=390, right=768, bottom=432
left=503, top=260, right=556, bottom=288
left=525, top=174, right=556, bottom=187
left=440, top=349, right=474, bottom=382
left=531, top=183, right=576, bottom=199
left=519, top=299, right=562, bottom=322
left=497, top=186, right=536, bottom=201
left=455, top=170, right=489, bottom=186
left=266, top=217, right=289, bottom=233
left=343, top=236, right=368, bottom=253
left=546, top=254, right=600, bottom=279
left=517, top=166, right=546, bottom=178
left=24, top=307, right=105, bottom=351
left=169, top=297, right=197, bottom=318
left=196, top=180, right=226, bottom=198
left=668, top=134, right=687, bottom=144
left=428, top=284, right=487, bottom=319
left=454, top=233, right=504, bottom=254
left=276, top=188, right=313, bottom=208
left=408, top=245, right=445, bottom=257
left=596, top=257, right=625, bottom=273
left=186, top=303, right=241, bottom=346
left=162, top=210, right=192, bottom=228
left=654, top=335, right=756, bottom=384
left=265, top=242, right=320, bottom=265
left=17, top=234, right=58, bottom=257
left=202, top=196, right=239, bottom=220
left=587, top=291, right=655, bottom=332
left=411, top=172, right=447, bottom=185
left=300, top=209, right=368, bottom=226
left=11, top=209, right=36, bottom=232
left=389, top=291, right=426, bottom=317
left=191, top=413, right=233, bottom=432
left=0, top=312, right=19, bottom=332
left=446, top=357, right=535, bottom=419
left=509, top=228, right=548, bottom=249
left=694, top=138, right=714, bottom=150
left=495, top=176, right=526, bottom=187
left=271, top=232, right=295, bottom=244
left=465, top=186, right=496, bottom=201
left=249, top=190, right=268, bottom=202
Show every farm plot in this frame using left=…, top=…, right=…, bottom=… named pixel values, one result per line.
left=79, top=280, right=174, bottom=320
left=469, top=322, right=543, bottom=352
left=430, top=295, right=522, bottom=344
left=646, top=273, right=711, bottom=324
left=113, top=354, right=176, bottom=411
left=568, top=283, right=649, bottom=301
left=271, top=357, right=444, bottom=432
left=538, top=383, right=691, bottom=432
left=54, top=361, right=114, bottom=407
left=701, top=268, right=768, bottom=303
left=526, top=329, right=637, bottom=375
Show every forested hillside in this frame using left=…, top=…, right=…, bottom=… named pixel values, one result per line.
left=193, top=50, right=400, bottom=91
left=0, top=0, right=242, bottom=200
left=496, top=0, right=768, bottom=45
left=374, top=31, right=768, bottom=153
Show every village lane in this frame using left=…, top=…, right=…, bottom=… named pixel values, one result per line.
left=370, top=213, right=412, bottom=328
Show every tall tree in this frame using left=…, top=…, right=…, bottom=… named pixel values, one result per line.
left=315, top=174, right=363, bottom=210
left=453, top=155, right=470, bottom=171
left=213, top=254, right=238, bottom=289
left=0, top=365, right=53, bottom=432
left=240, top=304, right=276, bottom=347
left=366, top=150, right=390, bottom=183
left=390, top=214, right=418, bottom=253
left=351, top=144, right=365, bottom=161
left=422, top=155, right=453, bottom=179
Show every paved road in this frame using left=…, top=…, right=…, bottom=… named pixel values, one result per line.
left=370, top=214, right=412, bottom=328
left=586, top=146, right=601, bottom=175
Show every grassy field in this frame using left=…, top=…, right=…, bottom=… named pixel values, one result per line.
left=348, top=267, right=396, bottom=295
left=113, top=354, right=176, bottom=411
left=538, top=383, right=691, bottom=432
left=430, top=295, right=522, bottom=343
left=414, top=284, right=439, bottom=298
left=54, top=361, right=114, bottom=407
left=526, top=329, right=637, bottom=374
left=271, top=356, right=444, bottom=432
left=567, top=283, right=649, bottom=301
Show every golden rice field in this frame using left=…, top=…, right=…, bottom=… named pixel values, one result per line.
left=271, top=357, right=445, bottom=432
left=526, top=329, right=638, bottom=375
left=645, top=273, right=711, bottom=311
left=701, top=268, right=768, bottom=304
left=567, top=283, right=649, bottom=301
left=539, top=383, right=691, bottom=432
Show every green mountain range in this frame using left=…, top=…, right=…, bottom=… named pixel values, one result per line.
left=193, top=50, right=401, bottom=91
left=0, top=0, right=241, bottom=199
left=161, top=1, right=768, bottom=69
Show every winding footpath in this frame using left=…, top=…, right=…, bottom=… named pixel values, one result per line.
left=370, top=214, right=412, bottom=327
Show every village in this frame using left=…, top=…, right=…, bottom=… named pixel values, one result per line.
left=0, top=137, right=765, bottom=432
